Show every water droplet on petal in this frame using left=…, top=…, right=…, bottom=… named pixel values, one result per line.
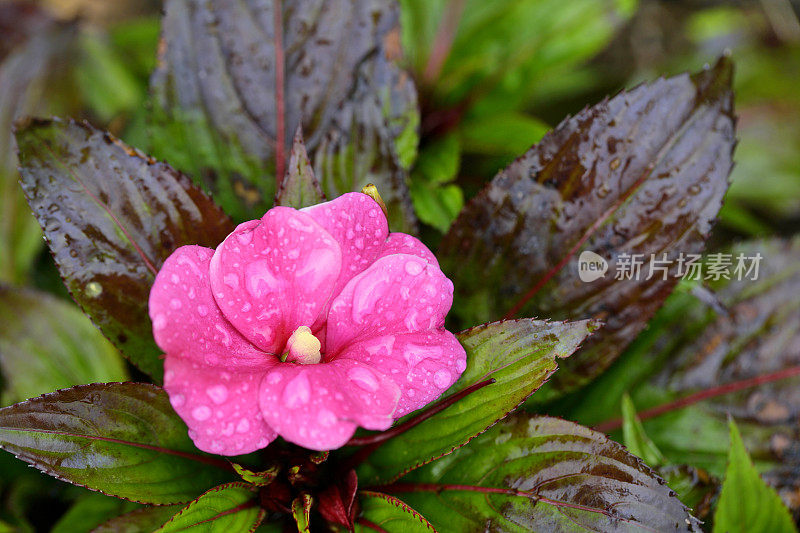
left=434, top=369, right=451, bottom=388
left=282, top=372, right=311, bottom=408
left=236, top=418, right=250, bottom=433
left=317, top=409, right=336, bottom=427
left=223, top=273, right=239, bottom=289
left=404, top=260, right=423, bottom=276
left=153, top=314, right=167, bottom=330
left=192, top=405, right=211, bottom=421
left=169, top=298, right=182, bottom=310
left=237, top=230, right=254, bottom=245
left=347, top=366, right=379, bottom=392
left=197, top=305, right=209, bottom=317
left=206, top=385, right=228, bottom=404
left=170, top=393, right=185, bottom=407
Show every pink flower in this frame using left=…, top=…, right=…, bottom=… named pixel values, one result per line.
left=148, top=193, right=466, bottom=454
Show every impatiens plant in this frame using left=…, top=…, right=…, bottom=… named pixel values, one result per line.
left=2, top=0, right=798, bottom=531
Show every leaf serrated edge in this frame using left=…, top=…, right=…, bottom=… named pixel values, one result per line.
left=156, top=481, right=263, bottom=533
left=371, top=319, right=599, bottom=484
left=0, top=382, right=233, bottom=504
left=359, top=490, right=438, bottom=532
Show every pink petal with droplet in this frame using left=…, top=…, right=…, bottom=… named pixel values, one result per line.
left=341, top=330, right=466, bottom=417
left=378, top=233, right=439, bottom=268
left=325, top=254, right=455, bottom=355
left=149, top=245, right=267, bottom=369
left=302, top=192, right=389, bottom=298
left=164, top=356, right=277, bottom=456
left=258, top=359, right=399, bottom=450
left=209, top=209, right=342, bottom=353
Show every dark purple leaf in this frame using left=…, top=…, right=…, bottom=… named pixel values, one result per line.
left=150, top=0, right=418, bottom=231
left=15, top=118, right=235, bottom=380
left=440, top=57, right=735, bottom=397
left=636, top=237, right=800, bottom=516
left=388, top=414, right=700, bottom=532
left=0, top=383, right=231, bottom=504
left=0, top=6, right=76, bottom=283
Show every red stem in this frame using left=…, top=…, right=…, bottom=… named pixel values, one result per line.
left=422, top=0, right=466, bottom=85
left=346, top=378, right=495, bottom=447
left=593, top=364, right=800, bottom=433
left=273, top=0, right=286, bottom=189
left=503, top=168, right=651, bottom=319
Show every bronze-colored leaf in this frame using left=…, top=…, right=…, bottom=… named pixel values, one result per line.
left=16, top=118, right=235, bottom=380
left=150, top=0, right=418, bottom=230
left=440, top=58, right=735, bottom=397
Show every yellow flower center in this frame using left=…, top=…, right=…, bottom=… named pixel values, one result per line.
left=283, top=326, right=321, bottom=364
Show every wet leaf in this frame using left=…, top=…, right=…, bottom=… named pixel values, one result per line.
left=15, top=118, right=235, bottom=381
left=355, top=492, right=435, bottom=532
left=274, top=127, right=324, bottom=209
left=630, top=238, right=800, bottom=512
left=0, top=286, right=128, bottom=405
left=0, top=383, right=230, bottom=504
left=393, top=414, right=700, bottom=532
left=440, top=58, right=735, bottom=397
left=358, top=319, right=597, bottom=484
left=0, top=6, right=76, bottom=284
left=156, top=482, right=263, bottom=533
left=91, top=504, right=183, bottom=533
left=713, top=420, right=796, bottom=533
left=150, top=0, right=418, bottom=231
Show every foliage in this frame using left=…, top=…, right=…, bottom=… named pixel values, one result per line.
left=0, top=0, right=798, bottom=531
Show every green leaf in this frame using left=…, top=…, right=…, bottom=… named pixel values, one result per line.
left=394, top=414, right=699, bottom=532
left=0, top=7, right=77, bottom=284
left=621, top=393, right=665, bottom=467
left=0, top=383, right=230, bottom=504
left=232, top=464, right=278, bottom=487
left=291, top=493, right=312, bottom=533
left=274, top=128, right=324, bottom=209
left=713, top=420, right=797, bottom=533
left=15, top=118, right=235, bottom=381
left=459, top=111, right=549, bottom=157
left=51, top=492, right=138, bottom=533
left=92, top=504, right=183, bottom=533
left=156, top=482, right=264, bottom=533
left=355, top=491, right=435, bottom=532
left=358, top=318, right=597, bottom=484
left=400, top=0, right=636, bottom=109
left=440, top=58, right=735, bottom=397
left=150, top=0, right=418, bottom=231
left=410, top=133, right=463, bottom=232
left=0, top=286, right=128, bottom=405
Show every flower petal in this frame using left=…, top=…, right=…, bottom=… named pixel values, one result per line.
left=209, top=208, right=342, bottom=353
left=341, top=330, right=466, bottom=417
left=302, top=192, right=389, bottom=297
left=149, top=245, right=267, bottom=369
left=258, top=359, right=399, bottom=450
left=378, top=233, right=439, bottom=267
left=325, top=254, right=455, bottom=355
left=164, top=356, right=277, bottom=456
